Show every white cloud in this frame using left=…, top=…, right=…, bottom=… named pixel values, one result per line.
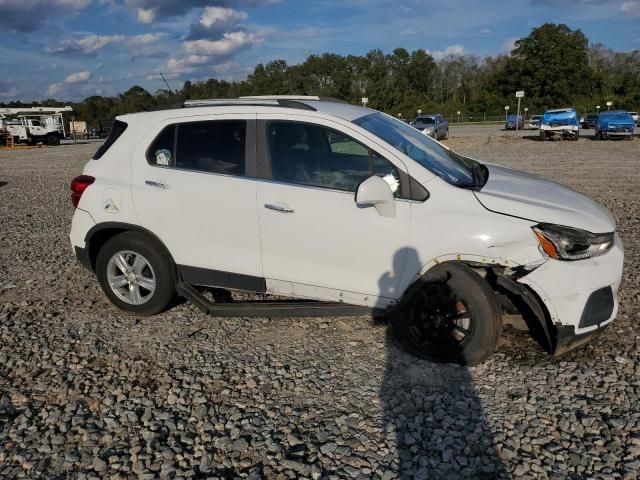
left=65, top=70, right=91, bottom=83
left=47, top=83, right=64, bottom=96
left=200, top=6, right=247, bottom=28
left=479, top=28, right=492, bottom=35
left=183, top=31, right=259, bottom=56
left=427, top=44, right=465, bottom=61
left=137, top=7, right=156, bottom=23
left=48, top=34, right=126, bottom=54
left=47, top=32, right=169, bottom=55
left=130, top=32, right=168, bottom=45
left=620, top=1, right=640, bottom=16
left=502, top=37, right=519, bottom=53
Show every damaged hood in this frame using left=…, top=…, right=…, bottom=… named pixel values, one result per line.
left=474, top=164, right=615, bottom=233
left=542, top=109, right=579, bottom=127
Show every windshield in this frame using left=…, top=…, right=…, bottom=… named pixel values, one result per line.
left=354, top=112, right=482, bottom=188
left=414, top=117, right=436, bottom=125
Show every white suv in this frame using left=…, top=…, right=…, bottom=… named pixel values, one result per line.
left=70, top=96, right=624, bottom=364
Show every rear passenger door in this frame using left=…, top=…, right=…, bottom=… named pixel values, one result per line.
left=130, top=114, right=265, bottom=290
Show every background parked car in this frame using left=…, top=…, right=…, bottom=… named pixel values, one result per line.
left=581, top=112, right=599, bottom=129
left=528, top=115, right=542, bottom=129
left=540, top=108, right=580, bottom=140
left=628, top=111, right=639, bottom=126
left=504, top=114, right=524, bottom=130
left=595, top=111, right=635, bottom=140
left=410, top=114, right=449, bottom=140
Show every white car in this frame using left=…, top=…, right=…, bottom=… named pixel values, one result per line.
left=70, top=96, right=624, bottom=365
left=628, top=111, right=639, bottom=126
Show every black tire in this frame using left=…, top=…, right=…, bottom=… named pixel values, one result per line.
left=539, top=131, right=546, bottom=141
left=46, top=135, right=60, bottom=146
left=95, top=232, right=175, bottom=316
left=390, top=263, right=502, bottom=365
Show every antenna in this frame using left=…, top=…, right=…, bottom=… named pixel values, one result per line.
left=159, top=73, right=174, bottom=94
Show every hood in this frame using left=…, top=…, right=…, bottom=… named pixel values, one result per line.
left=542, top=110, right=578, bottom=127
left=474, top=164, right=615, bottom=233
left=598, top=113, right=635, bottom=129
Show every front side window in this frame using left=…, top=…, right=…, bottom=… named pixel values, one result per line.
left=267, top=121, right=400, bottom=194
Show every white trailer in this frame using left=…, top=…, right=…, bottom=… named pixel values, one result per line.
left=0, top=106, right=72, bottom=146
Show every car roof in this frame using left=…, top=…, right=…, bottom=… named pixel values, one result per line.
left=117, top=97, right=375, bottom=124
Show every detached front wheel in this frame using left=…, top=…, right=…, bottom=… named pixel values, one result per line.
left=391, top=263, right=502, bottom=365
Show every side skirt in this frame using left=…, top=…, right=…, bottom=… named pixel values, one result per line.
left=176, top=279, right=377, bottom=318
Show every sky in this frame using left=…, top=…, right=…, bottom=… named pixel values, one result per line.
left=0, top=0, right=639, bottom=102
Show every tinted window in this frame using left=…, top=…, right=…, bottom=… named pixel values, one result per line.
left=93, top=119, right=128, bottom=160
left=267, top=121, right=401, bottom=194
left=147, top=125, right=175, bottom=166
left=175, top=121, right=246, bottom=175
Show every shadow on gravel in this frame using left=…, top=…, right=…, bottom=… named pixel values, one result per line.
left=379, top=248, right=508, bottom=479
left=0, top=181, right=6, bottom=188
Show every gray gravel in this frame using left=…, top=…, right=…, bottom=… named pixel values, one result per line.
left=0, top=129, right=638, bottom=479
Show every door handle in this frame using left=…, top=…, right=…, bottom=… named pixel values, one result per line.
left=264, top=202, right=294, bottom=213
left=145, top=180, right=169, bottom=189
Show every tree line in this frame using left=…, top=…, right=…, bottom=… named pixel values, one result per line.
left=3, top=23, right=639, bottom=128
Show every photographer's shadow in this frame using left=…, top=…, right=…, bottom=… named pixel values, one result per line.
left=378, top=248, right=509, bottom=479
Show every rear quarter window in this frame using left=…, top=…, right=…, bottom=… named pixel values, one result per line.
left=93, top=120, right=128, bottom=160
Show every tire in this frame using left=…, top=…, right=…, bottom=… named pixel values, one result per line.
left=46, top=134, right=60, bottom=146
left=95, top=232, right=175, bottom=316
left=390, top=263, right=502, bottom=365
left=539, top=131, right=546, bottom=141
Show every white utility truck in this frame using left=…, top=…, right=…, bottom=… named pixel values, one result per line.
left=0, top=106, right=72, bottom=146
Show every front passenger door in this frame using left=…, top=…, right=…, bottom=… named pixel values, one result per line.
left=255, top=116, right=412, bottom=306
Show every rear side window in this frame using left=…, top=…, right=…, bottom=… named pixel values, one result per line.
left=176, top=121, right=246, bottom=176
left=93, top=120, right=128, bottom=160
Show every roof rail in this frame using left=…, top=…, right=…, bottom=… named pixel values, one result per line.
left=240, top=95, right=347, bottom=104
left=182, top=98, right=317, bottom=111
left=239, top=95, right=321, bottom=101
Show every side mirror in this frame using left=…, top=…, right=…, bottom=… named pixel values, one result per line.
left=356, top=175, right=396, bottom=218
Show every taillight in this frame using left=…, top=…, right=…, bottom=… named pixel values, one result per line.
left=70, top=175, right=95, bottom=208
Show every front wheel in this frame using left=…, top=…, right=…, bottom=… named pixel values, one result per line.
left=390, top=263, right=502, bottom=365
left=96, top=232, right=175, bottom=315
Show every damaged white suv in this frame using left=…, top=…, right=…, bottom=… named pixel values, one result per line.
left=69, top=96, right=624, bottom=365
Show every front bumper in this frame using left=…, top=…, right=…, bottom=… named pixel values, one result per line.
left=603, top=130, right=634, bottom=137
left=518, top=234, right=624, bottom=338
left=554, top=323, right=610, bottom=356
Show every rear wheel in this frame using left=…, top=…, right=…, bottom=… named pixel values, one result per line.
left=96, top=232, right=175, bottom=315
left=391, top=263, right=502, bottom=365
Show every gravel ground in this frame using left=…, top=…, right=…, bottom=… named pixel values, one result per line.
left=0, top=129, right=638, bottom=479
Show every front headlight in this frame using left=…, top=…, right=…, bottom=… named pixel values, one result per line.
left=423, top=128, right=433, bottom=134
left=532, top=224, right=613, bottom=261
